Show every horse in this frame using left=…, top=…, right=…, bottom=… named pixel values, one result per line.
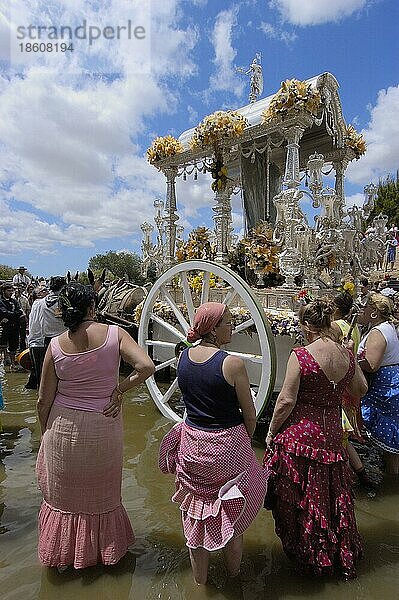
left=87, top=269, right=147, bottom=337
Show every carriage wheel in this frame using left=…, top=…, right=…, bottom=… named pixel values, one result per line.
left=138, top=260, right=276, bottom=422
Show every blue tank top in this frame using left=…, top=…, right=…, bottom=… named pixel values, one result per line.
left=177, top=348, right=244, bottom=430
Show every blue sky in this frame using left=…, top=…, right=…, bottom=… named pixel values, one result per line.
left=0, top=0, right=398, bottom=276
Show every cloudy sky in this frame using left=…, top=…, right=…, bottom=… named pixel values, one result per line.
left=0, top=0, right=398, bottom=276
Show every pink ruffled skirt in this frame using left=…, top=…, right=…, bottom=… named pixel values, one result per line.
left=159, top=422, right=266, bottom=551
left=36, top=404, right=134, bottom=569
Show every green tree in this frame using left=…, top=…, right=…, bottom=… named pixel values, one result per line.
left=88, top=251, right=145, bottom=284
left=0, top=264, right=33, bottom=281
left=368, top=171, right=399, bottom=226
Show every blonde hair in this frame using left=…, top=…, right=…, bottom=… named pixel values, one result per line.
left=298, top=297, right=335, bottom=333
left=367, top=293, right=394, bottom=321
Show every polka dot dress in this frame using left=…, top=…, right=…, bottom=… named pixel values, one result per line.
left=263, top=346, right=362, bottom=579
left=159, top=422, right=267, bottom=551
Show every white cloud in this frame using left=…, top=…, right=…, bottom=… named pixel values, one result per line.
left=259, top=21, right=297, bottom=44
left=347, top=84, right=399, bottom=185
left=345, top=193, right=364, bottom=209
left=176, top=173, right=213, bottom=219
left=209, top=6, right=244, bottom=98
left=269, top=0, right=369, bottom=26
left=187, top=104, right=199, bottom=125
left=0, top=0, right=199, bottom=258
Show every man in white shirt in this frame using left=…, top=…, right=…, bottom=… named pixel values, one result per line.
left=12, top=267, right=31, bottom=289
left=27, top=276, right=66, bottom=387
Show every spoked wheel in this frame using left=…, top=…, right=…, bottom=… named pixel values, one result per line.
left=138, top=260, right=276, bottom=422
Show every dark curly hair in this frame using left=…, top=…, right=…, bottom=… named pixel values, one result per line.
left=58, top=282, right=97, bottom=333
left=298, top=297, right=334, bottom=332
left=333, top=291, right=353, bottom=320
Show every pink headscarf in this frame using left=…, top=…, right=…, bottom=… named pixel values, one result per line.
left=186, top=302, right=226, bottom=343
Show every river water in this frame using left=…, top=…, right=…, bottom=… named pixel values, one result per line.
left=0, top=371, right=398, bottom=600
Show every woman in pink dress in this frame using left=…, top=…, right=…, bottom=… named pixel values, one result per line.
left=159, top=302, right=266, bottom=585
left=263, top=298, right=368, bottom=579
left=36, top=282, right=155, bottom=570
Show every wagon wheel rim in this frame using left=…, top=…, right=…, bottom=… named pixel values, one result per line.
left=138, top=260, right=276, bottom=422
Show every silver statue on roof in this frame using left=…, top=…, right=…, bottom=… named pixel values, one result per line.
left=237, top=53, right=263, bottom=103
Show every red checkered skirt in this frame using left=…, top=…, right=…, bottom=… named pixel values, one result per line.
left=159, top=422, right=266, bottom=551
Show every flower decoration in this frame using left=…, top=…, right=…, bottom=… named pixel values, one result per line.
left=210, top=158, right=229, bottom=193
left=176, top=227, right=215, bottom=262
left=187, top=272, right=219, bottom=293
left=134, top=300, right=189, bottom=327
left=147, top=135, right=184, bottom=165
left=262, top=79, right=321, bottom=124
left=240, top=222, right=280, bottom=275
left=134, top=301, right=144, bottom=324
left=189, top=110, right=248, bottom=151
left=230, top=306, right=303, bottom=342
left=295, top=289, right=314, bottom=305
left=265, top=309, right=304, bottom=343
left=135, top=301, right=303, bottom=343
left=344, top=125, right=366, bottom=159
left=338, top=281, right=356, bottom=298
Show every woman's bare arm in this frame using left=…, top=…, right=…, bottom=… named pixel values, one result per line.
left=118, top=328, right=155, bottom=389
left=37, top=347, right=58, bottom=434
left=224, top=355, right=256, bottom=437
left=358, top=329, right=386, bottom=373
left=346, top=354, right=368, bottom=397
left=103, top=328, right=155, bottom=417
left=267, top=352, right=300, bottom=444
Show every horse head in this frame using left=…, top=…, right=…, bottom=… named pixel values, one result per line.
left=87, top=268, right=106, bottom=292
left=66, top=270, right=79, bottom=283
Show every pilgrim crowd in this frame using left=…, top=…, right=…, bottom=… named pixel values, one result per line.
left=0, top=265, right=398, bottom=585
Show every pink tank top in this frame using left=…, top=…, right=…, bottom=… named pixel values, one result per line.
left=51, top=324, right=120, bottom=413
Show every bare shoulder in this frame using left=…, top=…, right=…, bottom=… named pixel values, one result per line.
left=329, top=321, right=343, bottom=342
left=118, top=325, right=139, bottom=345
left=284, top=350, right=300, bottom=374
left=94, top=322, right=109, bottom=331
left=367, top=328, right=386, bottom=344
left=224, top=353, right=245, bottom=372
left=117, top=325, right=136, bottom=343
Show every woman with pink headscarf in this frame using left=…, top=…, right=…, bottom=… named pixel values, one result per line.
left=159, top=302, right=266, bottom=585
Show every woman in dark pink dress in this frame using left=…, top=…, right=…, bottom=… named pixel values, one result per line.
left=263, top=298, right=368, bottom=579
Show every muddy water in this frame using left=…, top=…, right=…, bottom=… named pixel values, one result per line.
left=0, top=371, right=398, bottom=600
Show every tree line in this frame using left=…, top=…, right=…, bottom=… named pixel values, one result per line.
left=368, top=171, right=399, bottom=225
left=0, top=251, right=157, bottom=284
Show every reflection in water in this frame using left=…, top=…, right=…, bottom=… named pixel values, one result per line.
left=0, top=371, right=398, bottom=600
left=39, top=554, right=137, bottom=600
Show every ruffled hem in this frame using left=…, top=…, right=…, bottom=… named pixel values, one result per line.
left=362, top=409, right=399, bottom=454
left=264, top=443, right=362, bottom=578
left=160, top=422, right=266, bottom=551
left=38, top=500, right=135, bottom=569
left=273, top=435, right=347, bottom=465
left=367, top=434, right=399, bottom=454
left=172, top=472, right=247, bottom=551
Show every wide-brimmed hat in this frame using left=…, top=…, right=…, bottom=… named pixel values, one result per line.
left=18, top=266, right=27, bottom=270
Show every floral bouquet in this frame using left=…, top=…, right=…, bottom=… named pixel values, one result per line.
left=210, top=159, right=229, bottom=193
left=187, top=272, right=219, bottom=293
left=189, top=110, right=248, bottom=150
left=241, top=222, right=280, bottom=275
left=262, top=79, right=321, bottom=124
left=338, top=281, right=356, bottom=297
left=344, top=125, right=366, bottom=159
left=176, top=227, right=215, bottom=262
left=295, top=289, right=314, bottom=305
left=147, top=135, right=184, bottom=165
